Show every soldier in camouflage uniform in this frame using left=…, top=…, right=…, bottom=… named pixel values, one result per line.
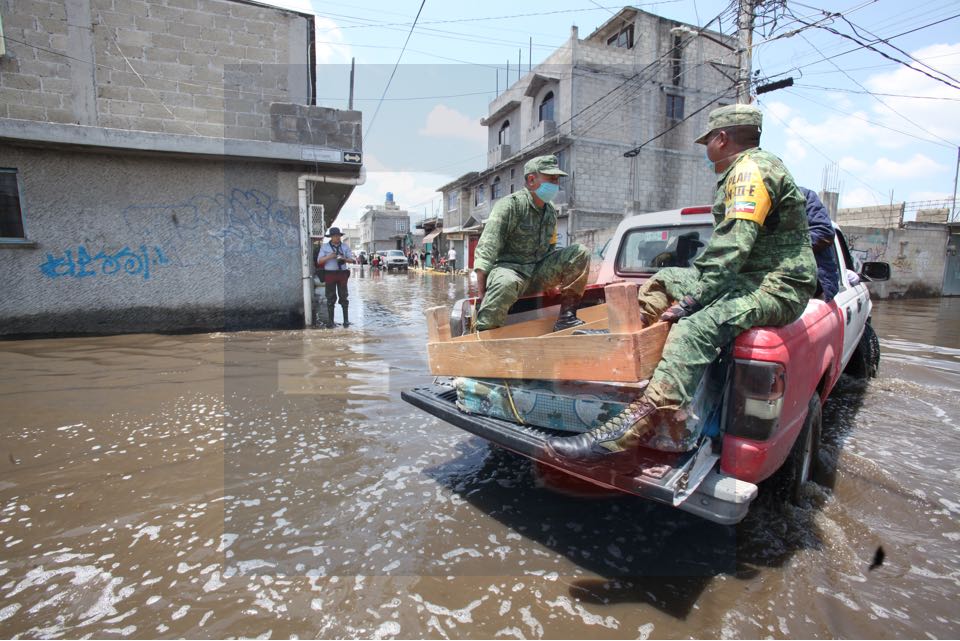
left=473, top=155, right=591, bottom=332
left=547, top=104, right=817, bottom=461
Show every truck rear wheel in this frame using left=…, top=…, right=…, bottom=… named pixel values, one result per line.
left=773, top=393, right=822, bottom=504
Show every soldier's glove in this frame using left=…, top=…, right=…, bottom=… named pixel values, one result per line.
left=660, top=295, right=701, bottom=323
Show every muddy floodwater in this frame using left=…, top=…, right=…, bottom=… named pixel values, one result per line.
left=1, top=271, right=958, bottom=639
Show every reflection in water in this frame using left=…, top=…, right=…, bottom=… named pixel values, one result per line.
left=0, top=276, right=958, bottom=639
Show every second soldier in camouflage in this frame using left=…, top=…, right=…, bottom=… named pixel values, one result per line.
left=473, top=155, right=591, bottom=332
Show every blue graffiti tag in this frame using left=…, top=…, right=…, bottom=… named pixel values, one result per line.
left=121, top=188, right=300, bottom=268
left=40, top=245, right=170, bottom=280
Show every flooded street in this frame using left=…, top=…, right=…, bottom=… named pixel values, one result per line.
left=1, top=272, right=958, bottom=639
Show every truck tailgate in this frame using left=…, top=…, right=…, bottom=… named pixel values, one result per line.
left=401, top=383, right=758, bottom=522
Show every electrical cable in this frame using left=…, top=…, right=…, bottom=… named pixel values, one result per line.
left=796, top=31, right=958, bottom=147
left=755, top=96, right=887, bottom=203
left=364, top=0, right=427, bottom=143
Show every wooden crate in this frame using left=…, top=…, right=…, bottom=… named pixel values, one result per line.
left=425, top=282, right=669, bottom=383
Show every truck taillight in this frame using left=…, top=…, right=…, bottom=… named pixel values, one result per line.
left=726, top=360, right=785, bottom=440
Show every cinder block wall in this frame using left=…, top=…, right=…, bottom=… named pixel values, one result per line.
left=0, top=0, right=312, bottom=139
left=843, top=224, right=949, bottom=298
left=0, top=147, right=304, bottom=335
left=836, top=204, right=903, bottom=229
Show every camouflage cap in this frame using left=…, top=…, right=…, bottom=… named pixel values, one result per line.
left=523, top=154, right=568, bottom=176
left=695, top=104, right=763, bottom=144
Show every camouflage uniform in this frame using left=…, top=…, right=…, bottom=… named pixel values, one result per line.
left=473, top=186, right=590, bottom=331
left=545, top=104, right=817, bottom=459
left=640, top=147, right=817, bottom=412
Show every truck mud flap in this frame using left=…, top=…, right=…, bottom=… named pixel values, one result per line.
left=402, top=383, right=748, bottom=519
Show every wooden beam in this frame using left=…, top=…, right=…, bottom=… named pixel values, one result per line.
left=426, top=306, right=451, bottom=343
left=604, top=282, right=642, bottom=334
left=451, top=304, right=609, bottom=342
left=428, top=319, right=670, bottom=382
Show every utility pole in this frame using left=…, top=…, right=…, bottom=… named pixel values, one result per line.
left=348, top=57, right=355, bottom=109
left=952, top=146, right=959, bottom=223
left=736, top=0, right=756, bottom=104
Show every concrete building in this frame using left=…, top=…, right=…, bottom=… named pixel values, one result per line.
left=438, top=7, right=737, bottom=267
left=357, top=193, right=411, bottom=255
left=0, top=0, right=363, bottom=336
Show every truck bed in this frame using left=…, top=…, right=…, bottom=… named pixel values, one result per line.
left=402, top=383, right=757, bottom=524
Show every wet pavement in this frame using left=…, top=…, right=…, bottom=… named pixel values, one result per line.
left=1, top=271, right=958, bottom=639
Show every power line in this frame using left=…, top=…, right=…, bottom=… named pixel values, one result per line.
left=795, top=31, right=958, bottom=147
left=783, top=88, right=956, bottom=149
left=364, top=0, right=427, bottom=143
left=623, top=83, right=737, bottom=156
left=838, top=13, right=960, bottom=88
left=791, top=83, right=960, bottom=102
left=784, top=12, right=960, bottom=91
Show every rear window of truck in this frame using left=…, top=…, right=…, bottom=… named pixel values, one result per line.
left=616, top=225, right=714, bottom=275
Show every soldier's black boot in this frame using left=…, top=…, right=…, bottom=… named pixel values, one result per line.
left=341, top=304, right=350, bottom=328
left=553, top=295, right=585, bottom=332
left=545, top=398, right=658, bottom=460
left=326, top=303, right=336, bottom=328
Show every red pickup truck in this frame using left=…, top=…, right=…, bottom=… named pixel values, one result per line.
left=402, top=206, right=890, bottom=524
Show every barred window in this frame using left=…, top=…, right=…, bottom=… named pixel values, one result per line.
left=0, top=169, right=26, bottom=239
left=666, top=94, right=685, bottom=120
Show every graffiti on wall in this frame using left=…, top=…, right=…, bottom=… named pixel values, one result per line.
left=38, top=189, right=300, bottom=281
left=121, top=188, right=300, bottom=268
left=40, top=245, right=170, bottom=280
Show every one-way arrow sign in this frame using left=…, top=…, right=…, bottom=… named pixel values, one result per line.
left=343, top=151, right=362, bottom=164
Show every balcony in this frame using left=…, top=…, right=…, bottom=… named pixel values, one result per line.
left=528, top=119, right=557, bottom=144
left=487, top=143, right=512, bottom=167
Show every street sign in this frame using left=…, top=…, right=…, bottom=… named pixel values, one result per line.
left=301, top=147, right=340, bottom=163
left=343, top=151, right=362, bottom=164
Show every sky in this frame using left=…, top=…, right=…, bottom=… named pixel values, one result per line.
left=261, top=0, right=960, bottom=226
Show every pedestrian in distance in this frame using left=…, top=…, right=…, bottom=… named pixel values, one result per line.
left=316, top=227, right=357, bottom=328
left=472, top=154, right=591, bottom=332
left=799, top=187, right=840, bottom=302
left=447, top=245, right=457, bottom=273
left=547, top=104, right=817, bottom=461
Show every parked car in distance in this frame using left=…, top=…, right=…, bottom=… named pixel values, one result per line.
left=384, top=249, right=409, bottom=272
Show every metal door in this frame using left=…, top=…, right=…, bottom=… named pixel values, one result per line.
left=944, top=234, right=960, bottom=296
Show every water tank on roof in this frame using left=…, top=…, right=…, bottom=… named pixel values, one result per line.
left=386, top=192, right=394, bottom=203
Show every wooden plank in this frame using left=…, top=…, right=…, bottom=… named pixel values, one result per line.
left=636, top=321, right=670, bottom=379
left=604, top=282, right=642, bottom=334
left=428, top=333, right=641, bottom=381
left=451, top=304, right=609, bottom=343
left=549, top=317, right=609, bottom=337
left=425, top=306, right=451, bottom=343
left=427, top=319, right=671, bottom=382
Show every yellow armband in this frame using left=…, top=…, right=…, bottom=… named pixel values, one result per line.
left=723, top=158, right=772, bottom=225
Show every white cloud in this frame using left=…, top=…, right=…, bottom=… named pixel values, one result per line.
left=764, top=101, right=793, bottom=121
left=838, top=156, right=867, bottom=172
left=785, top=138, right=807, bottom=161
left=839, top=187, right=883, bottom=209
left=313, top=16, right=352, bottom=66
left=907, top=190, right=953, bottom=202
left=873, top=154, right=946, bottom=179
left=863, top=43, right=960, bottom=145
left=418, top=105, right=486, bottom=143
left=258, top=0, right=352, bottom=65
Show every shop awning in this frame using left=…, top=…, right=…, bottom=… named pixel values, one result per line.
left=422, top=229, right=441, bottom=244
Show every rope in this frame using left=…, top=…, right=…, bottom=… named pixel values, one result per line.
left=502, top=380, right=526, bottom=425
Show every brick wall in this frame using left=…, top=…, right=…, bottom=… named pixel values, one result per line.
left=836, top=203, right=904, bottom=228
left=0, top=0, right=318, bottom=141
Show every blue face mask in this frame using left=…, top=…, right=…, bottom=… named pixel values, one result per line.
left=535, top=181, right=560, bottom=202
left=704, top=148, right=717, bottom=173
